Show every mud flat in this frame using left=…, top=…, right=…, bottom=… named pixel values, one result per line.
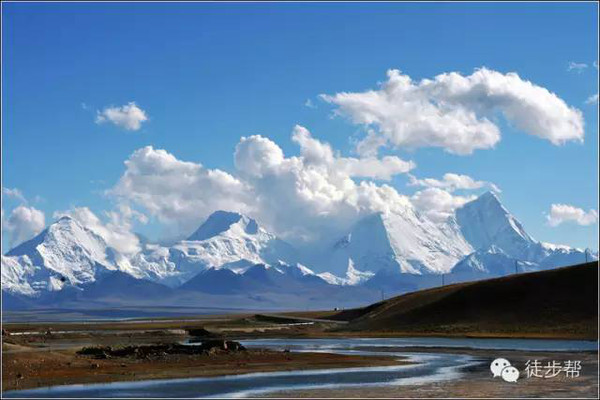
left=1, top=340, right=402, bottom=392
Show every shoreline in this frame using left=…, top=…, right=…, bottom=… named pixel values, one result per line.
left=263, top=348, right=599, bottom=398
left=1, top=344, right=405, bottom=392
left=4, top=344, right=597, bottom=397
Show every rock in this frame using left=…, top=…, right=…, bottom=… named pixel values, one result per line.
left=227, top=341, right=246, bottom=351
left=198, top=339, right=245, bottom=352
left=186, top=327, right=215, bottom=338
left=76, top=341, right=245, bottom=360
left=77, top=346, right=111, bottom=359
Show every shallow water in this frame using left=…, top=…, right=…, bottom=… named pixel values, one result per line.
left=4, top=337, right=596, bottom=398
left=241, top=337, right=598, bottom=352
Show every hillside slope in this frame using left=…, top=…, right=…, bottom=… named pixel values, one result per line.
left=336, top=262, right=598, bottom=338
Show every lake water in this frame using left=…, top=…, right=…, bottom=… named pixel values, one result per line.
left=4, top=337, right=596, bottom=398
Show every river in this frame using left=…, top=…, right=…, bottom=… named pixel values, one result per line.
left=3, top=337, right=596, bottom=398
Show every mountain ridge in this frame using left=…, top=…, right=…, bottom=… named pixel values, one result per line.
left=2, top=192, right=597, bottom=308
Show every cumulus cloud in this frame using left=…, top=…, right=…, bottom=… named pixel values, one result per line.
left=408, top=173, right=500, bottom=193
left=110, top=146, right=250, bottom=235
left=109, top=126, right=415, bottom=243
left=53, top=205, right=146, bottom=255
left=234, top=135, right=286, bottom=179
left=232, top=126, right=416, bottom=241
left=585, top=93, right=599, bottom=105
left=96, top=102, right=148, bottom=131
left=547, top=204, right=598, bottom=227
left=291, top=125, right=415, bottom=180
left=567, top=61, right=588, bottom=73
left=410, top=188, right=475, bottom=223
left=321, top=68, right=584, bottom=156
left=3, top=205, right=46, bottom=247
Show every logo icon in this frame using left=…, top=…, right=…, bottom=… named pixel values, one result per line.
left=501, top=365, right=520, bottom=382
left=490, top=358, right=519, bottom=383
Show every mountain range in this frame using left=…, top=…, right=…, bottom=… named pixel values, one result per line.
left=2, top=192, right=596, bottom=311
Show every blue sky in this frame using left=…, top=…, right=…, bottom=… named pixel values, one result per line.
left=2, top=2, right=598, bottom=251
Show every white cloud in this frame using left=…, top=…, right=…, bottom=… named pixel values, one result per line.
left=585, top=93, right=599, bottom=105
left=110, top=146, right=250, bottom=236
left=234, top=135, right=286, bottom=179
left=53, top=206, right=144, bottom=255
left=410, top=188, right=475, bottom=223
left=304, top=99, right=316, bottom=109
left=96, top=102, right=148, bottom=131
left=291, top=125, right=414, bottom=180
left=109, top=126, right=415, bottom=244
left=3, top=205, right=46, bottom=247
left=355, top=129, right=388, bottom=157
left=232, top=126, right=416, bottom=241
left=547, top=204, right=598, bottom=227
left=567, top=61, right=588, bottom=73
left=321, top=68, right=584, bottom=156
left=408, top=173, right=500, bottom=193
left=2, top=187, right=26, bottom=203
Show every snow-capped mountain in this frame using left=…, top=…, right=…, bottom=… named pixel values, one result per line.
left=2, top=193, right=596, bottom=308
left=311, top=204, right=473, bottom=277
left=455, top=191, right=540, bottom=261
left=0, top=216, right=167, bottom=297
left=317, top=259, right=375, bottom=286
left=1, top=211, right=300, bottom=297
left=132, top=211, right=299, bottom=287
left=2, top=217, right=119, bottom=296
left=450, top=245, right=539, bottom=278
left=450, top=192, right=596, bottom=280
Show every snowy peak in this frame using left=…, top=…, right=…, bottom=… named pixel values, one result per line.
left=317, top=206, right=472, bottom=277
left=450, top=192, right=594, bottom=280
left=133, top=211, right=298, bottom=287
left=187, top=211, right=261, bottom=241
left=7, top=215, right=110, bottom=268
left=455, top=191, right=534, bottom=258
left=2, top=216, right=116, bottom=296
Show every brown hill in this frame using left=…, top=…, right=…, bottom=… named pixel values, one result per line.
left=334, top=262, right=599, bottom=339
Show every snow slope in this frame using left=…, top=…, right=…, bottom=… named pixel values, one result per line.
left=314, top=204, right=473, bottom=277
left=131, top=211, right=299, bottom=287
left=2, top=217, right=119, bottom=296
left=449, top=192, right=597, bottom=279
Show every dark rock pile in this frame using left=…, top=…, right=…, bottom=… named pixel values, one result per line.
left=77, top=340, right=246, bottom=360
left=185, top=327, right=216, bottom=338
